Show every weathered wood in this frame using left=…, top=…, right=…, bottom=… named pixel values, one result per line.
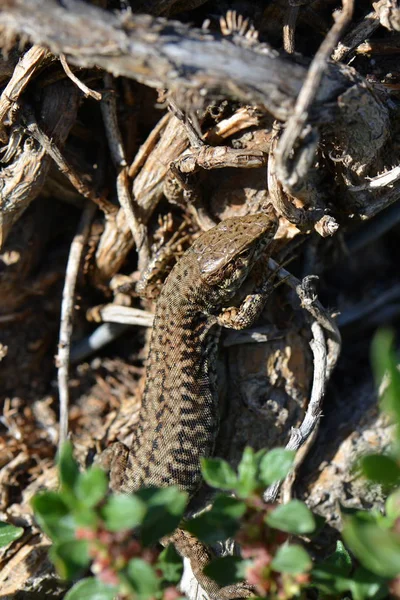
left=0, top=0, right=356, bottom=119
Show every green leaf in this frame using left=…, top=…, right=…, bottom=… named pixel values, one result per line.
left=342, top=514, right=400, bottom=577
left=50, top=539, right=90, bottom=580
left=350, top=567, right=389, bottom=600
left=371, top=330, right=400, bottom=434
left=58, top=442, right=80, bottom=492
left=360, top=454, right=400, bottom=487
left=0, top=521, right=24, bottom=547
left=341, top=506, right=393, bottom=529
left=126, top=558, right=160, bottom=599
left=64, top=578, right=118, bottom=600
left=200, top=458, right=238, bottom=490
left=74, top=506, right=99, bottom=529
left=185, top=495, right=246, bottom=544
left=236, top=447, right=258, bottom=497
left=76, top=467, right=108, bottom=508
left=266, top=500, right=315, bottom=535
left=312, top=563, right=351, bottom=596
left=203, top=556, right=246, bottom=586
left=101, top=494, right=146, bottom=532
left=340, top=504, right=381, bottom=523
left=157, top=544, right=183, bottom=583
left=259, top=449, right=295, bottom=486
left=324, top=540, right=352, bottom=576
left=311, top=563, right=388, bottom=599
left=371, top=329, right=396, bottom=383
left=311, top=542, right=353, bottom=596
left=271, top=544, right=311, bottom=574
left=212, top=494, right=247, bottom=519
left=137, top=487, right=187, bottom=546
left=32, top=491, right=76, bottom=542
left=386, top=488, right=400, bottom=520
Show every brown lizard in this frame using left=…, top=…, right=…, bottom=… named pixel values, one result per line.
left=98, top=207, right=278, bottom=599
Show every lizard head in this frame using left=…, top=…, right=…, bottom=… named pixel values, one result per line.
left=193, top=207, right=278, bottom=295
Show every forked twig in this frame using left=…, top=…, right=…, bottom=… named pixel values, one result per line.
left=263, top=262, right=341, bottom=502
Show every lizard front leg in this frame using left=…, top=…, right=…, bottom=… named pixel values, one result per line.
left=217, top=265, right=278, bottom=330
left=94, top=441, right=130, bottom=492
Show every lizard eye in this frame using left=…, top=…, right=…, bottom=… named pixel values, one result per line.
left=212, top=247, right=254, bottom=291
left=235, top=247, right=253, bottom=267
left=199, top=244, right=254, bottom=286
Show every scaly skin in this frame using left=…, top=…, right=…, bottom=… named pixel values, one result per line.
left=98, top=208, right=278, bottom=598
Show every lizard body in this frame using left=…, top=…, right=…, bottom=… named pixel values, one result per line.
left=99, top=208, right=278, bottom=598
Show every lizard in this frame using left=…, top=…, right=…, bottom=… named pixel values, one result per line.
left=97, top=207, right=278, bottom=599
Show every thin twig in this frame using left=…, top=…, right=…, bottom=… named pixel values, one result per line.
left=348, top=164, right=400, bottom=191
left=223, top=325, right=282, bottom=347
left=101, top=77, right=150, bottom=271
left=87, top=304, right=154, bottom=326
left=100, top=80, right=127, bottom=169
left=116, top=169, right=149, bottom=272
left=262, top=264, right=341, bottom=501
left=337, top=284, right=400, bottom=329
left=351, top=179, right=400, bottom=220
left=70, top=305, right=154, bottom=363
left=70, top=323, right=130, bottom=364
left=204, top=107, right=260, bottom=144
left=57, top=201, right=97, bottom=449
left=264, top=259, right=341, bottom=502
left=276, top=0, right=354, bottom=190
left=346, top=202, right=400, bottom=253
left=59, top=53, right=102, bottom=100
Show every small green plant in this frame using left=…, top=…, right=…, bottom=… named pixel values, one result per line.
left=30, top=442, right=314, bottom=599
left=22, top=328, right=400, bottom=599
left=339, top=329, right=400, bottom=596
left=31, top=442, right=187, bottom=599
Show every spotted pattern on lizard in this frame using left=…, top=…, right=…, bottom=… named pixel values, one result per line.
left=100, top=207, right=278, bottom=496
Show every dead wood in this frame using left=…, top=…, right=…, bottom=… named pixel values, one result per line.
left=0, top=79, right=80, bottom=247
left=0, top=0, right=390, bottom=180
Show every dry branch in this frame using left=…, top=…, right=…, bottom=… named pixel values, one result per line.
left=0, top=79, right=80, bottom=247
left=0, top=0, right=391, bottom=190
left=0, top=1, right=381, bottom=124
left=57, top=201, right=97, bottom=448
